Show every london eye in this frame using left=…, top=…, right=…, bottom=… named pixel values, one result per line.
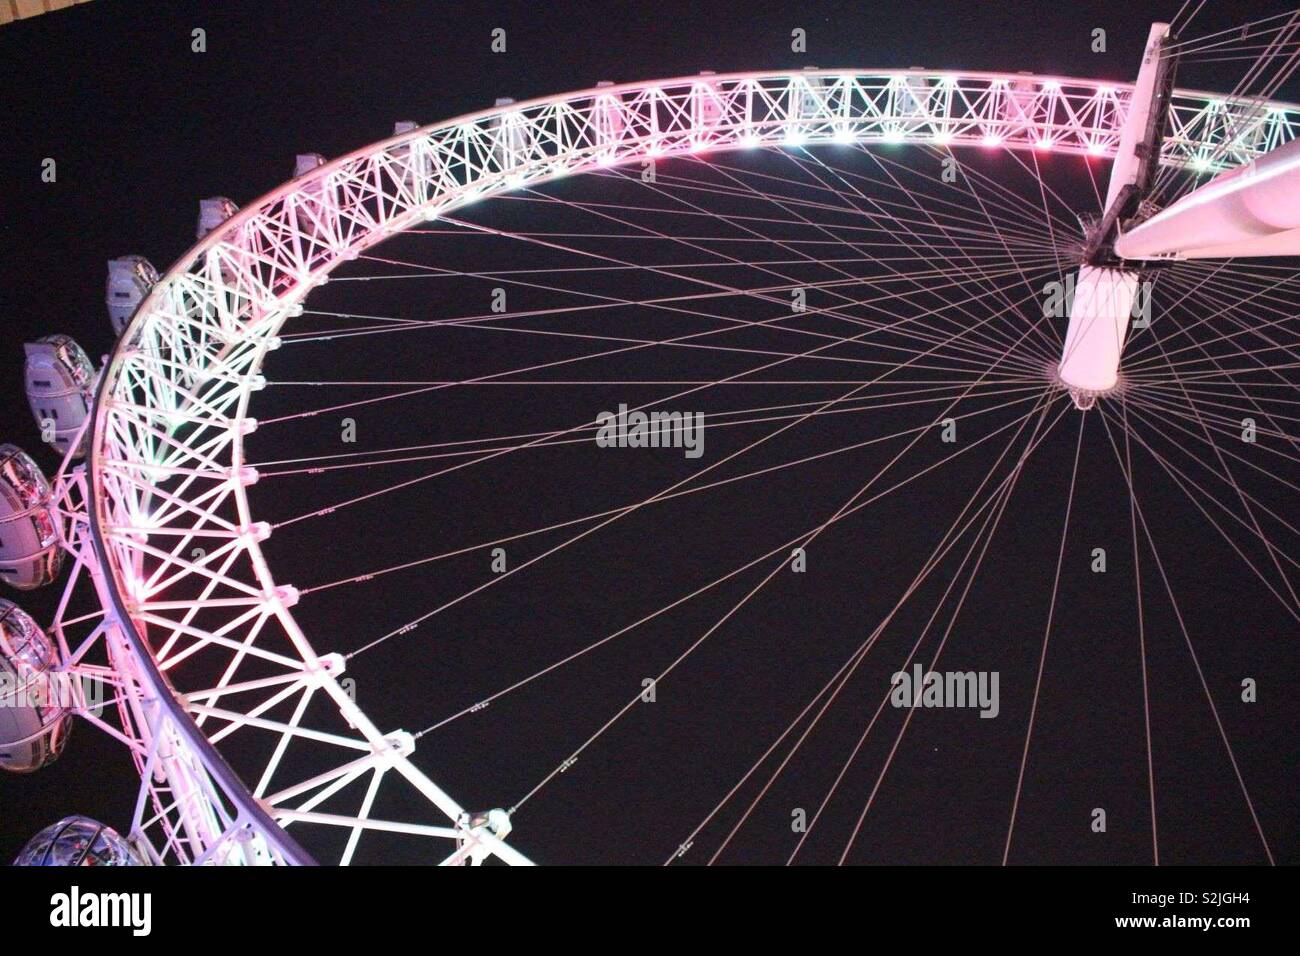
left=1, top=0, right=1296, bottom=869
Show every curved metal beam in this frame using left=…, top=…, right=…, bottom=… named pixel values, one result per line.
left=79, top=67, right=1300, bottom=865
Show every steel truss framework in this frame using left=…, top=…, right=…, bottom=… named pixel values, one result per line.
left=47, top=69, right=1299, bottom=865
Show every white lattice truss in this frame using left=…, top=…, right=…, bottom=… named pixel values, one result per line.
left=50, top=69, right=1299, bottom=865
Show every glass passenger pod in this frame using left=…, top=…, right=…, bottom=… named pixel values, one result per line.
left=589, top=84, right=626, bottom=164
left=290, top=153, right=338, bottom=256
left=999, top=73, right=1042, bottom=145
left=13, top=816, right=142, bottom=866
left=0, top=444, right=63, bottom=590
left=490, top=98, right=538, bottom=179
left=691, top=73, right=726, bottom=149
left=195, top=198, right=250, bottom=294
left=894, top=71, right=934, bottom=135
left=197, top=196, right=239, bottom=241
left=23, top=335, right=97, bottom=457
left=105, top=255, right=159, bottom=337
left=390, top=120, right=428, bottom=206
left=794, top=67, right=831, bottom=133
left=0, top=598, right=72, bottom=773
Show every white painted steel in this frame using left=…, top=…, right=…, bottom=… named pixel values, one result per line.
left=37, top=66, right=1300, bottom=865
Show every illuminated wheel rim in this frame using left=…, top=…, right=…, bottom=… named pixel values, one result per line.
left=83, top=70, right=1299, bottom=865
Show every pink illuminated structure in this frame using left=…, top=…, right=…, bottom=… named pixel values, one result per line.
left=2, top=26, right=1297, bottom=865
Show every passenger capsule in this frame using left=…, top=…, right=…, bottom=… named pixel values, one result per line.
left=491, top=98, right=537, bottom=173
left=291, top=154, right=337, bottom=249
left=13, top=816, right=142, bottom=866
left=896, top=73, right=934, bottom=131
left=1001, top=73, right=1038, bottom=126
left=106, top=255, right=159, bottom=336
left=794, top=67, right=828, bottom=123
left=591, top=83, right=627, bottom=152
left=197, top=196, right=239, bottom=240
left=0, top=599, right=71, bottom=773
left=691, top=75, right=723, bottom=136
left=294, top=152, right=326, bottom=178
left=391, top=121, right=429, bottom=207
left=24, top=336, right=97, bottom=457
left=0, top=444, right=62, bottom=590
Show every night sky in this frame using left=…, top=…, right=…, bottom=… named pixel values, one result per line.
left=0, top=0, right=1296, bottom=866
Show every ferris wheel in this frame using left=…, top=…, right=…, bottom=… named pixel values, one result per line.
left=2, top=10, right=1298, bottom=866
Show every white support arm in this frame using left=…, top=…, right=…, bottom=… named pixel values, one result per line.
left=1115, top=135, right=1300, bottom=259
left=1106, top=22, right=1173, bottom=211
left=1057, top=22, right=1170, bottom=405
